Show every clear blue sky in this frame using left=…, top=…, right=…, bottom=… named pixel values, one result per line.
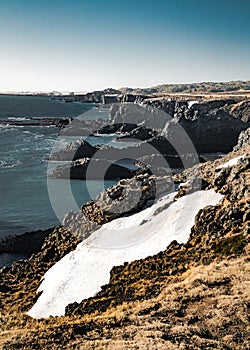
left=0, top=0, right=249, bottom=92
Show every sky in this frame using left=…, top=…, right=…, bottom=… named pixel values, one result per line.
left=0, top=0, right=249, bottom=92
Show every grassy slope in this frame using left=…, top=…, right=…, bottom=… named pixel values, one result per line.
left=120, top=80, right=250, bottom=95
left=0, top=147, right=249, bottom=349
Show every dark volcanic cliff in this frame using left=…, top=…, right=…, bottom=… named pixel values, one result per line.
left=109, top=98, right=250, bottom=153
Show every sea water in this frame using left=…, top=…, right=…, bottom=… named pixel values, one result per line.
left=0, top=95, right=122, bottom=267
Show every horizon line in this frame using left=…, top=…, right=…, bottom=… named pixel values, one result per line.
left=0, top=79, right=250, bottom=94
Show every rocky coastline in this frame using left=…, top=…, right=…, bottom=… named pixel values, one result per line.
left=49, top=97, right=250, bottom=181
left=0, top=141, right=249, bottom=348
left=0, top=117, right=72, bottom=128
left=0, top=93, right=249, bottom=348
left=108, top=98, right=250, bottom=153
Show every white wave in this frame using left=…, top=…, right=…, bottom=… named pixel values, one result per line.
left=0, top=160, right=20, bottom=169
left=7, top=117, right=29, bottom=121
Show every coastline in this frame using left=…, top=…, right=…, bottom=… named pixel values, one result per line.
left=0, top=144, right=249, bottom=348
left=0, top=91, right=249, bottom=349
left=1, top=95, right=250, bottom=265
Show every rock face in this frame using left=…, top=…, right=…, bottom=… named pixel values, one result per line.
left=109, top=99, right=250, bottom=153
left=228, top=100, right=250, bottom=122
left=63, top=88, right=121, bottom=103
left=50, top=138, right=199, bottom=172
left=234, top=127, right=250, bottom=151
left=63, top=173, right=173, bottom=240
left=103, top=94, right=150, bottom=104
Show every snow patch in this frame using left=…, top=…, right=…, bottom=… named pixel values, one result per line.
left=216, top=155, right=245, bottom=170
left=27, top=190, right=223, bottom=319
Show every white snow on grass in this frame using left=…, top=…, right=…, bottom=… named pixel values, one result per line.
left=216, top=155, right=245, bottom=170
left=27, top=190, right=223, bottom=319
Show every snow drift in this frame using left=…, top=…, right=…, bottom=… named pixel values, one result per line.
left=27, top=189, right=223, bottom=319
left=216, top=154, right=245, bottom=170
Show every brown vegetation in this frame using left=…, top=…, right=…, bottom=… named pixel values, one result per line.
left=0, top=147, right=249, bottom=349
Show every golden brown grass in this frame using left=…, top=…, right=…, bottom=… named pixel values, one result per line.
left=1, top=247, right=249, bottom=349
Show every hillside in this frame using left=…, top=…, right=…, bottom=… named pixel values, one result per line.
left=0, top=142, right=249, bottom=349
left=120, top=80, right=250, bottom=95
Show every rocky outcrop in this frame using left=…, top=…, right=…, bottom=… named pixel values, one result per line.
left=63, top=173, right=173, bottom=240
left=0, top=117, right=72, bottom=128
left=103, top=94, right=151, bottom=104
left=234, top=127, right=250, bottom=151
left=111, top=99, right=250, bottom=153
left=50, top=135, right=200, bottom=172
left=49, top=157, right=138, bottom=180
left=50, top=140, right=98, bottom=161
left=0, top=228, right=54, bottom=255
left=58, top=117, right=106, bottom=136
left=117, top=126, right=157, bottom=141
left=62, top=88, right=121, bottom=104
left=51, top=99, right=250, bottom=183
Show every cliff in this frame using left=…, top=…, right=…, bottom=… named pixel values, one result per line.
left=0, top=144, right=249, bottom=349
left=109, top=99, right=250, bottom=153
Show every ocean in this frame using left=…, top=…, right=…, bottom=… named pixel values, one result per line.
left=0, top=95, right=124, bottom=266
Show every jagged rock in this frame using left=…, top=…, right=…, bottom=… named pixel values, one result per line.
left=117, top=126, right=157, bottom=141
left=234, top=127, right=250, bottom=151
left=50, top=140, right=98, bottom=161
left=108, top=99, right=250, bottom=153
left=228, top=100, right=250, bottom=122
left=63, top=173, right=173, bottom=240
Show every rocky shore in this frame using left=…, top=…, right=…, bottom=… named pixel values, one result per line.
left=0, top=117, right=72, bottom=128
left=49, top=97, right=250, bottom=181
left=109, top=98, right=250, bottom=153
left=0, top=88, right=249, bottom=348
left=0, top=137, right=249, bottom=348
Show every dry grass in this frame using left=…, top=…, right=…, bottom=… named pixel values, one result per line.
left=1, top=249, right=249, bottom=349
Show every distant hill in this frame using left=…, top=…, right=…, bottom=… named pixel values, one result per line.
left=120, top=80, right=250, bottom=95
